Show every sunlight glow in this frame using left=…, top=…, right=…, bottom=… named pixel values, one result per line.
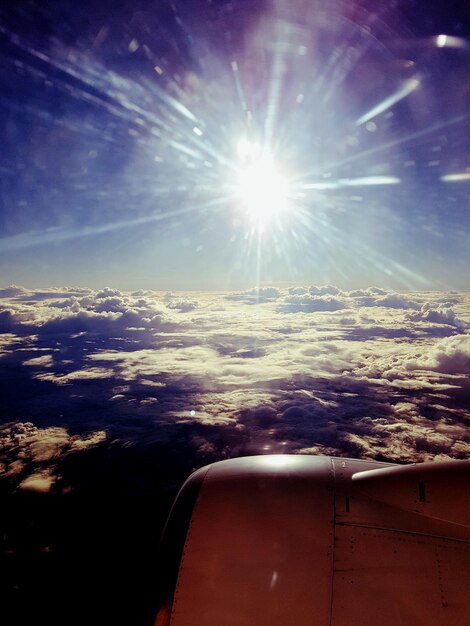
left=235, top=139, right=291, bottom=228
left=261, top=455, right=294, bottom=468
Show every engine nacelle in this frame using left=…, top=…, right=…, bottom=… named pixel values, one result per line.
left=155, top=455, right=470, bottom=626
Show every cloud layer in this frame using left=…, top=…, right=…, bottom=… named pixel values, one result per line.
left=0, top=284, right=469, bottom=495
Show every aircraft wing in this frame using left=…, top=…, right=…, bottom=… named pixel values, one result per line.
left=155, top=455, right=470, bottom=625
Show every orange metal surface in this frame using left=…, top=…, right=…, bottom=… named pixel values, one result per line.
left=161, top=455, right=470, bottom=626
left=170, top=456, right=336, bottom=626
left=352, top=460, right=470, bottom=527
left=332, top=458, right=470, bottom=625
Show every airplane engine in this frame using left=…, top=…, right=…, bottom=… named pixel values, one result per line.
left=154, top=455, right=470, bottom=626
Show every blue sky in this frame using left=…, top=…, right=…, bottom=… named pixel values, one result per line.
left=0, top=0, right=469, bottom=290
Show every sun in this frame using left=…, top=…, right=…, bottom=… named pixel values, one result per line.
left=234, top=139, right=291, bottom=229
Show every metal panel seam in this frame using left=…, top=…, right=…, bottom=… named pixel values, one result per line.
left=334, top=521, right=470, bottom=544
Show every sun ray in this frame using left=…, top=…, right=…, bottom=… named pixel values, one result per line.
left=355, top=78, right=420, bottom=126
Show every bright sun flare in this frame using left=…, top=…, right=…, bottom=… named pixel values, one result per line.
left=235, top=139, right=291, bottom=228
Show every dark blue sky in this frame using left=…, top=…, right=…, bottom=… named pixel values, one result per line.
left=0, top=0, right=469, bottom=290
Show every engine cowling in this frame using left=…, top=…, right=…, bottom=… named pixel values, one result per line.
left=154, top=455, right=470, bottom=626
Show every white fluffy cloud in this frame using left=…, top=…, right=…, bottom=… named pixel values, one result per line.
left=408, top=302, right=463, bottom=327
left=226, top=286, right=282, bottom=303
left=406, top=334, right=470, bottom=374
left=278, top=293, right=347, bottom=313
left=0, top=285, right=29, bottom=297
